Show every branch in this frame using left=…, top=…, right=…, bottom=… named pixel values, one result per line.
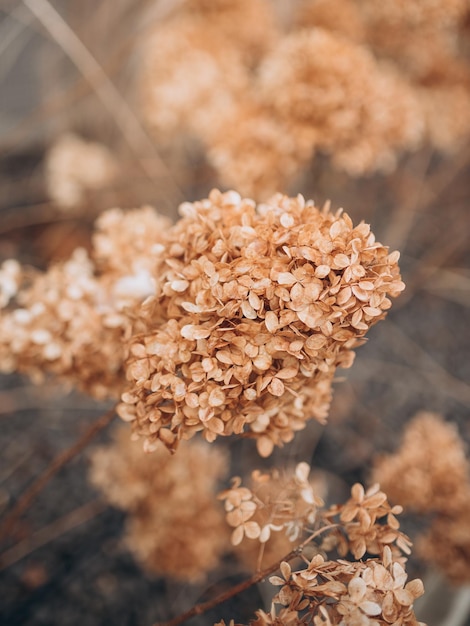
left=155, top=524, right=337, bottom=626
left=0, top=405, right=116, bottom=545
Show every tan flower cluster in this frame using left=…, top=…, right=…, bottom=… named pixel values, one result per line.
left=373, top=412, right=469, bottom=514
left=256, top=29, right=424, bottom=177
left=0, top=206, right=168, bottom=398
left=46, top=133, right=117, bottom=210
left=140, top=0, right=470, bottom=197
left=119, top=190, right=404, bottom=456
left=373, top=412, right=470, bottom=583
left=216, top=547, right=424, bottom=626
left=90, top=428, right=229, bottom=582
left=324, top=483, right=412, bottom=561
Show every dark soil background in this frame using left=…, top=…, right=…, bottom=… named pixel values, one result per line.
left=1, top=2, right=469, bottom=625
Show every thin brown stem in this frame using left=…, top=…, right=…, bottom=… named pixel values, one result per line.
left=0, top=498, right=106, bottom=570
left=155, top=524, right=337, bottom=626
left=0, top=405, right=116, bottom=545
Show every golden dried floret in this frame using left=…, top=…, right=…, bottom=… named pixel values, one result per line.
left=119, top=190, right=404, bottom=456
left=90, top=428, right=229, bottom=582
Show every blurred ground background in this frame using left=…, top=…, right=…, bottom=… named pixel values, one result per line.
left=0, top=1, right=469, bottom=625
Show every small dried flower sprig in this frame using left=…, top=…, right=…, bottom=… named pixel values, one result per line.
left=219, top=465, right=411, bottom=566
left=265, top=547, right=424, bottom=626
left=214, top=524, right=423, bottom=625
left=219, top=462, right=324, bottom=548
left=120, top=190, right=404, bottom=456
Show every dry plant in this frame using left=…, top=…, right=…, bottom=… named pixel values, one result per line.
left=1, top=2, right=469, bottom=626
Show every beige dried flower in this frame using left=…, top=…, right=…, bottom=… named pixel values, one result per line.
left=90, top=428, right=229, bottom=582
left=119, top=189, right=404, bottom=456
left=46, top=133, right=117, bottom=210
left=0, top=206, right=169, bottom=398
left=257, top=28, right=424, bottom=176
left=372, top=412, right=470, bottom=515
left=220, top=547, right=424, bottom=625
left=140, top=19, right=249, bottom=139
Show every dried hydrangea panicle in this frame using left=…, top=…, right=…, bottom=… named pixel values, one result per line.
left=257, top=28, right=424, bottom=175
left=372, top=412, right=470, bottom=515
left=0, top=206, right=170, bottom=398
left=46, top=133, right=117, bottom=210
left=90, top=428, right=229, bottom=582
left=140, top=19, right=249, bottom=140
left=119, top=190, right=405, bottom=456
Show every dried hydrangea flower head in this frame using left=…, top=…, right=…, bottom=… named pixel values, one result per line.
left=140, top=18, right=249, bottom=140
left=257, top=28, right=424, bottom=175
left=372, top=412, right=470, bottom=515
left=46, top=133, right=117, bottom=210
left=373, top=411, right=470, bottom=585
left=0, top=207, right=169, bottom=398
left=119, top=190, right=404, bottom=456
left=268, top=547, right=424, bottom=626
left=215, top=549, right=424, bottom=625
left=90, top=428, right=228, bottom=582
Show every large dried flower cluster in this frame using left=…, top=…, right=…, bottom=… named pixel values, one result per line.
left=0, top=207, right=169, bottom=398
left=46, top=133, right=117, bottom=210
left=140, top=0, right=470, bottom=197
left=90, top=428, right=228, bottom=582
left=297, top=0, right=470, bottom=154
left=373, top=412, right=470, bottom=583
left=119, top=190, right=404, bottom=456
left=216, top=546, right=424, bottom=626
